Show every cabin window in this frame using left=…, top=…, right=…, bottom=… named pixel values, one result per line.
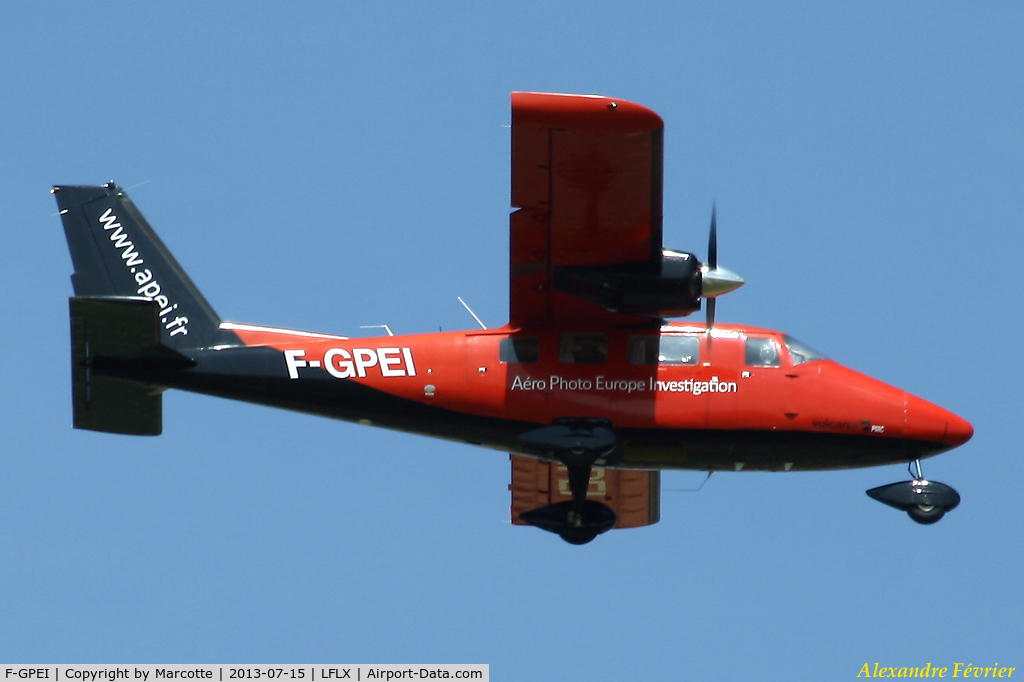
left=628, top=335, right=699, bottom=365
left=745, top=337, right=781, bottom=367
left=499, top=337, right=539, bottom=364
left=783, top=334, right=828, bottom=364
left=560, top=333, right=608, bottom=364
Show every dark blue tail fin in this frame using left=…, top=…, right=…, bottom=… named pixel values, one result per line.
left=54, top=183, right=237, bottom=350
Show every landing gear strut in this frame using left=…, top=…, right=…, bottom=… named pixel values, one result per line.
left=866, top=459, right=960, bottom=525
left=517, top=419, right=619, bottom=545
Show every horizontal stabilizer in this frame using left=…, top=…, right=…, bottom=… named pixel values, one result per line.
left=70, top=296, right=194, bottom=435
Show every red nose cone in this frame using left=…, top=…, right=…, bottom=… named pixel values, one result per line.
left=904, top=394, right=973, bottom=448
left=943, top=413, right=974, bottom=447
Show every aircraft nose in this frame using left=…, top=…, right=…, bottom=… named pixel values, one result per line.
left=943, top=412, right=974, bottom=447
left=904, top=393, right=973, bottom=448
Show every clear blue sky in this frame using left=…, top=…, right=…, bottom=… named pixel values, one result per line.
left=2, top=2, right=1022, bottom=678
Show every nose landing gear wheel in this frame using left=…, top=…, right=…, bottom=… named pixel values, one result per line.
left=907, top=504, right=946, bottom=525
left=866, top=459, right=960, bottom=524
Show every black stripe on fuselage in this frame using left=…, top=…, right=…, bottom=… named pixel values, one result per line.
left=92, top=345, right=952, bottom=471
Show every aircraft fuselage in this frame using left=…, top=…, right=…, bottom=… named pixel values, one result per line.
left=100, top=320, right=971, bottom=473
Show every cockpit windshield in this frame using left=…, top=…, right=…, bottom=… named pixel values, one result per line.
left=783, top=335, right=829, bottom=364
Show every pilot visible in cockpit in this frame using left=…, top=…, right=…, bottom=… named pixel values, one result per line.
left=745, top=337, right=780, bottom=367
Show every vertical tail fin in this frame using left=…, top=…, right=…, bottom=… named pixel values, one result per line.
left=53, top=183, right=237, bottom=350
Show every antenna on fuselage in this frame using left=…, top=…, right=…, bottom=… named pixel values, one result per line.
left=457, top=297, right=487, bottom=330
left=359, top=325, right=394, bottom=337
left=664, top=471, right=713, bottom=492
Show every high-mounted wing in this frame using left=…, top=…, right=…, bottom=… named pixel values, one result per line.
left=510, top=92, right=665, bottom=328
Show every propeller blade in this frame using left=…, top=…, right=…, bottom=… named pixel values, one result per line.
left=707, top=203, right=717, bottom=269
left=707, top=297, right=716, bottom=329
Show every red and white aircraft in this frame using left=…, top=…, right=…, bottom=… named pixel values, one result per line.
left=54, top=92, right=972, bottom=543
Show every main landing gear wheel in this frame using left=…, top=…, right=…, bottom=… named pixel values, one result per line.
left=520, top=499, right=618, bottom=545
left=560, top=528, right=600, bottom=546
left=516, top=419, right=619, bottom=545
left=866, top=459, right=960, bottom=525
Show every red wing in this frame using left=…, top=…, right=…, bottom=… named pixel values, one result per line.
left=509, top=455, right=661, bottom=530
left=510, top=92, right=664, bottom=328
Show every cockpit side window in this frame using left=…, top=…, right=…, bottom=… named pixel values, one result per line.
left=745, top=337, right=780, bottom=367
left=783, top=334, right=828, bottom=364
left=499, top=337, right=539, bottom=364
left=560, top=333, right=608, bottom=364
left=628, top=335, right=699, bottom=365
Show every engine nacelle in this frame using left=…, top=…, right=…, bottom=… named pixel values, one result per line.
left=553, top=249, right=722, bottom=318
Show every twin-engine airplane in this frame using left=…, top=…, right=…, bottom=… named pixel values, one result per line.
left=54, top=92, right=972, bottom=544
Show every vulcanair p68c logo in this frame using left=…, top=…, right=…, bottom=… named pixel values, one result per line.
left=284, top=348, right=416, bottom=380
